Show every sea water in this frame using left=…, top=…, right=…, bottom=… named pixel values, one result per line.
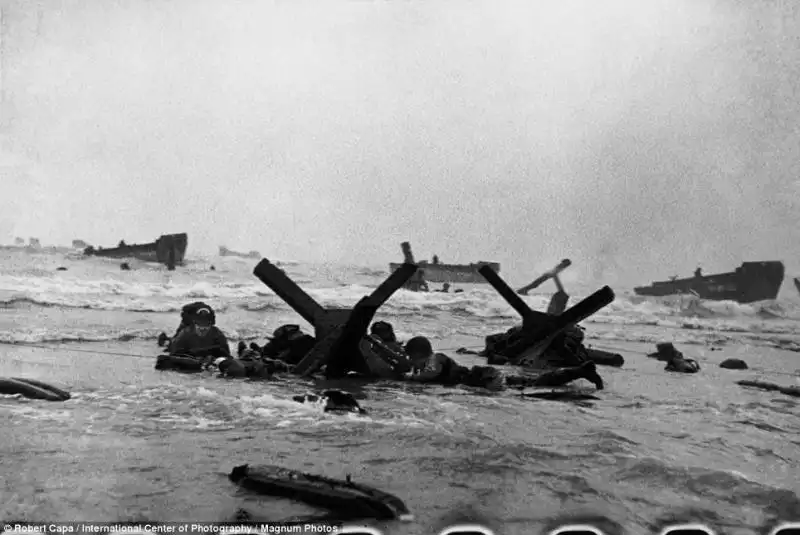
left=1, top=250, right=798, bottom=535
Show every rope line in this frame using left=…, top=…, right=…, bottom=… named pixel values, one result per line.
left=0, top=340, right=154, bottom=359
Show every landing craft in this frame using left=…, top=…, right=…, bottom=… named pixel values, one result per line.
left=634, top=261, right=784, bottom=304
left=218, top=245, right=261, bottom=259
left=388, top=241, right=499, bottom=289
left=83, top=233, right=188, bottom=269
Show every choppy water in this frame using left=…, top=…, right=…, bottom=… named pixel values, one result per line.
left=1, top=249, right=799, bottom=535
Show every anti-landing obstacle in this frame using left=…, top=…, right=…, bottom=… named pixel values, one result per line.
left=513, top=260, right=623, bottom=367
left=479, top=264, right=615, bottom=366
left=517, top=258, right=571, bottom=315
left=252, top=259, right=418, bottom=377
left=397, top=241, right=429, bottom=292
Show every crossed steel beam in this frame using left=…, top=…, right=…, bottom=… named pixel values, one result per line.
left=478, top=264, right=615, bottom=362
left=252, top=257, right=613, bottom=375
left=252, top=259, right=418, bottom=377
left=517, top=259, right=572, bottom=315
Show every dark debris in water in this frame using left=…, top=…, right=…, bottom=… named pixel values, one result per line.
left=734, top=419, right=787, bottom=433
left=521, top=390, right=600, bottom=401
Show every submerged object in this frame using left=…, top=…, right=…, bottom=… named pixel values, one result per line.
left=389, top=241, right=499, bottom=285
left=737, top=379, right=800, bottom=398
left=83, top=233, right=188, bottom=268
left=292, top=390, right=367, bottom=414
left=720, top=358, right=748, bottom=370
left=218, top=357, right=279, bottom=379
left=0, top=377, right=71, bottom=401
left=521, top=388, right=600, bottom=401
left=586, top=348, right=624, bottom=367
left=154, top=354, right=204, bottom=373
left=219, top=245, right=261, bottom=259
left=794, top=277, right=800, bottom=295
left=229, top=464, right=412, bottom=521
left=665, top=358, right=700, bottom=374
left=634, top=261, right=784, bottom=304
left=647, top=342, right=679, bottom=361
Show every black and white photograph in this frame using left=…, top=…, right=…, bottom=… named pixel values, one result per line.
left=0, top=0, right=798, bottom=534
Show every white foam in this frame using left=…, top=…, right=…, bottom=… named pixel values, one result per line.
left=1, top=252, right=799, bottom=348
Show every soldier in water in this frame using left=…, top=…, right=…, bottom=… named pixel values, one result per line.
left=158, top=301, right=216, bottom=348
left=661, top=343, right=700, bottom=374
left=357, top=321, right=413, bottom=379
left=260, top=324, right=317, bottom=365
left=403, top=336, right=604, bottom=391
left=169, top=307, right=231, bottom=366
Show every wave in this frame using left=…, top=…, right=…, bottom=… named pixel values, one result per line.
left=3, top=320, right=797, bottom=353
left=0, top=326, right=270, bottom=345
left=3, top=272, right=800, bottom=324
left=2, top=256, right=800, bottom=349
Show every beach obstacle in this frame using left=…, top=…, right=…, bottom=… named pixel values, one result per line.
left=398, top=241, right=429, bottom=292
left=516, top=258, right=572, bottom=314
left=252, top=259, right=418, bottom=377
left=478, top=264, right=615, bottom=364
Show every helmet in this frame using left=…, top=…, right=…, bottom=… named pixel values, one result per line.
left=370, top=321, right=396, bottom=343
left=272, top=324, right=302, bottom=341
left=404, top=336, right=433, bottom=357
left=182, top=302, right=215, bottom=325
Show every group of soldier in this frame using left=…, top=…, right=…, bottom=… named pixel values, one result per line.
left=158, top=294, right=700, bottom=394
left=158, top=300, right=616, bottom=392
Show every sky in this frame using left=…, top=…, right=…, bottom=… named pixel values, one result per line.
left=0, top=0, right=798, bottom=285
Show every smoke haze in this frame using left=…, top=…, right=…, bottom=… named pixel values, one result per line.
left=1, top=0, right=798, bottom=286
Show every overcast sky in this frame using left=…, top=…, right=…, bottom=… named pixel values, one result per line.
left=0, top=0, right=798, bottom=284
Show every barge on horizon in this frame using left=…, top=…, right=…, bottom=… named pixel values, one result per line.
left=83, top=233, right=187, bottom=268
left=219, top=245, right=260, bottom=259
left=633, top=261, right=784, bottom=304
left=389, top=241, right=499, bottom=285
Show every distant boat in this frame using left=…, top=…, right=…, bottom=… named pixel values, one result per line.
left=0, top=237, right=42, bottom=251
left=388, top=241, right=499, bottom=285
left=218, top=246, right=261, bottom=259
left=794, top=277, right=800, bottom=296
left=84, top=233, right=188, bottom=267
left=634, top=261, right=785, bottom=304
